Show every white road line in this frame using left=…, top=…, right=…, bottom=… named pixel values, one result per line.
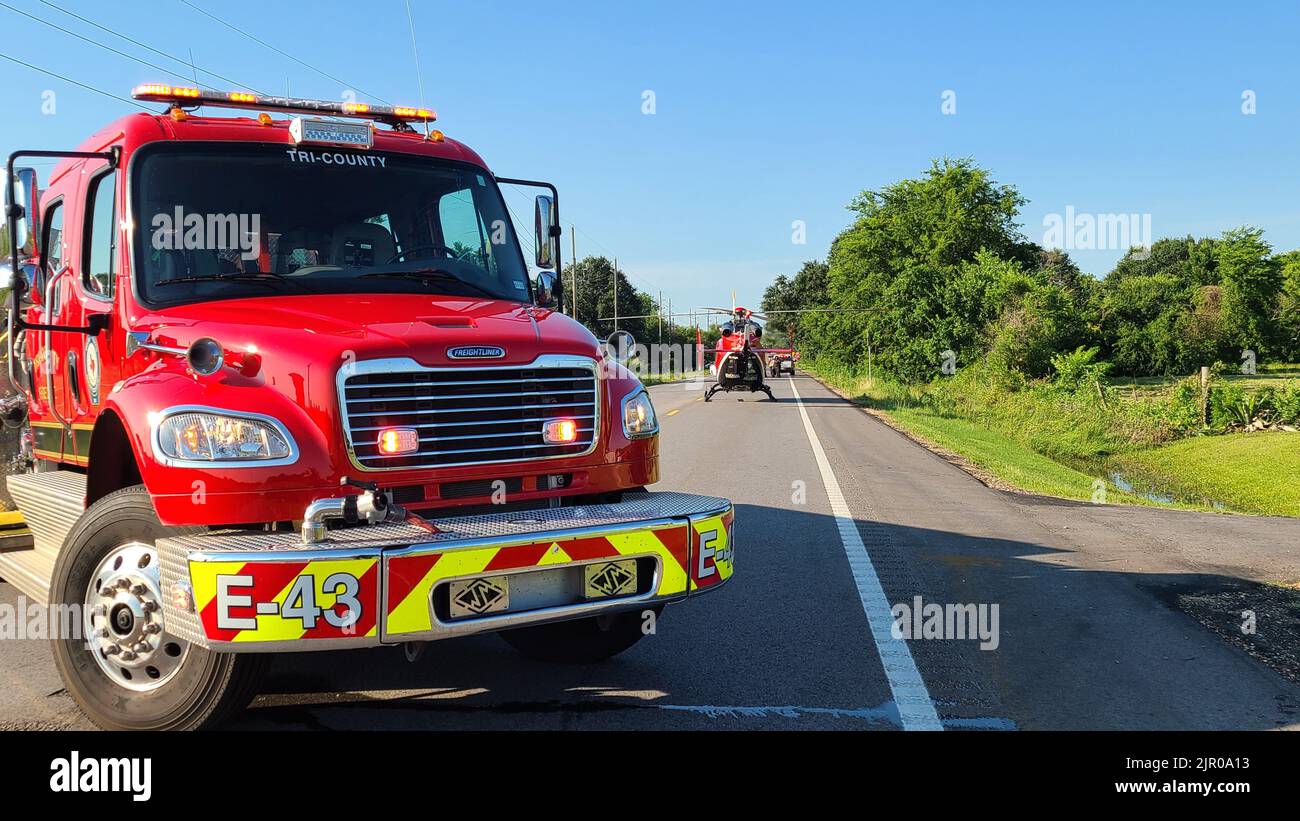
left=788, top=377, right=943, bottom=731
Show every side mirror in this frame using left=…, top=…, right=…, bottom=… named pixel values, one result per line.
left=534, top=270, right=559, bottom=309
left=720, top=327, right=733, bottom=338
left=534, top=194, right=558, bottom=270
left=5, top=167, right=40, bottom=258
left=606, top=329, right=636, bottom=364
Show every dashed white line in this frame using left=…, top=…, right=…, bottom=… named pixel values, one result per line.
left=788, top=377, right=943, bottom=731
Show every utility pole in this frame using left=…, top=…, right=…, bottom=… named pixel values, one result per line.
left=667, top=297, right=673, bottom=373
left=612, top=257, right=618, bottom=333
left=570, top=224, right=577, bottom=323
left=658, top=290, right=663, bottom=344
left=867, top=329, right=873, bottom=383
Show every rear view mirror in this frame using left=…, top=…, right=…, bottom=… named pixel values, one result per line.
left=534, top=194, right=558, bottom=270
left=534, top=270, right=559, bottom=309
left=606, top=330, right=636, bottom=364
left=5, top=167, right=40, bottom=258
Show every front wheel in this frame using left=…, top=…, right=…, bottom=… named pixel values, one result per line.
left=50, top=486, right=268, bottom=730
left=499, top=608, right=657, bottom=663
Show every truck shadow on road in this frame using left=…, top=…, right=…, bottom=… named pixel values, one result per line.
left=228, top=504, right=1300, bottom=731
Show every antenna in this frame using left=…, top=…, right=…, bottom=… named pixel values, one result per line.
left=404, top=0, right=430, bottom=138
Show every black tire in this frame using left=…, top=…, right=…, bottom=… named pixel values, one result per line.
left=499, top=608, right=656, bottom=663
left=50, top=485, right=268, bottom=730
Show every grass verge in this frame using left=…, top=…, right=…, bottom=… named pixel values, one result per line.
left=1116, top=434, right=1300, bottom=517
left=805, top=363, right=1223, bottom=513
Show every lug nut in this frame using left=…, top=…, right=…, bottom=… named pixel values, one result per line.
left=99, top=628, right=111, bottom=638
left=99, top=586, right=116, bottom=598
left=133, top=642, right=150, bottom=654
left=142, top=602, right=158, bottom=613
left=117, top=578, right=131, bottom=589
left=144, top=624, right=161, bottom=635
left=104, top=645, right=120, bottom=656
left=130, top=584, right=147, bottom=596
left=119, top=650, right=137, bottom=661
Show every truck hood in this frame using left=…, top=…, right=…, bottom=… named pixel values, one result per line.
left=133, top=293, right=604, bottom=369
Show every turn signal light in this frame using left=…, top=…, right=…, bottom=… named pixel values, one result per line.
left=542, top=419, right=579, bottom=445
left=378, top=428, right=419, bottom=455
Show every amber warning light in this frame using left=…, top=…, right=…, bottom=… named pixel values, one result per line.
left=130, top=85, right=435, bottom=125
left=378, top=428, right=420, bottom=455
left=542, top=419, right=579, bottom=445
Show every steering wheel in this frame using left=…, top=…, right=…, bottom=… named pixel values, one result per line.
left=386, top=245, right=453, bottom=264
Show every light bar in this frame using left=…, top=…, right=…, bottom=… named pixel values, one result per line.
left=131, top=85, right=436, bottom=124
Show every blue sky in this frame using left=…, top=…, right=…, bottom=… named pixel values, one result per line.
left=3, top=0, right=1299, bottom=314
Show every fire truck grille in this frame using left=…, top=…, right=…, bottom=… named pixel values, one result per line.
left=342, top=364, right=598, bottom=469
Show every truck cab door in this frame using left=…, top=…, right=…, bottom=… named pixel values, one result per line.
left=25, top=196, right=71, bottom=460
left=61, top=164, right=120, bottom=462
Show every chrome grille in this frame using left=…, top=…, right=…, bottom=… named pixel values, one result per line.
left=341, top=358, right=599, bottom=470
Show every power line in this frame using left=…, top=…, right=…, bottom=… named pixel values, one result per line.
left=501, top=197, right=536, bottom=258
left=38, top=0, right=272, bottom=96
left=179, top=0, right=392, bottom=104
left=568, top=222, right=660, bottom=293
left=0, top=50, right=149, bottom=109
left=498, top=183, right=684, bottom=318
left=0, top=2, right=211, bottom=89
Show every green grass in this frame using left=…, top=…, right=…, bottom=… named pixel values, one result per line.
left=806, top=363, right=1160, bottom=507
left=889, top=405, right=1136, bottom=503
left=1117, top=434, right=1300, bottom=517
left=639, top=370, right=705, bottom=387
left=1110, top=363, right=1300, bottom=399
left=804, top=361, right=1238, bottom=513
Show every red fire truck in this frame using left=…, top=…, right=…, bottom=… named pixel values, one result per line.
left=1, top=86, right=734, bottom=730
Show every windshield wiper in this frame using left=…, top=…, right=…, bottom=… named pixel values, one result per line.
left=359, top=268, right=502, bottom=300
left=154, top=272, right=314, bottom=292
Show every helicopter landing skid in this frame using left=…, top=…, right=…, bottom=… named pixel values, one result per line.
left=704, top=384, right=775, bottom=402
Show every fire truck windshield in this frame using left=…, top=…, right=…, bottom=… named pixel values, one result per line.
left=131, top=143, right=533, bottom=306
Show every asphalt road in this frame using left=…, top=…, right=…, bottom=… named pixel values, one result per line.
left=3, top=372, right=1299, bottom=730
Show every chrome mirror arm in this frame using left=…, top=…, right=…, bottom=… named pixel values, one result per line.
left=125, top=331, right=186, bottom=359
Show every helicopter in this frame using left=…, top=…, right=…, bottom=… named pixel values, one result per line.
left=697, top=305, right=794, bottom=402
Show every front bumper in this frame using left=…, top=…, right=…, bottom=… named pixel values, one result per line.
left=158, top=491, right=733, bottom=652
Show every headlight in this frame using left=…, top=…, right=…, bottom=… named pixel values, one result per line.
left=622, top=388, right=659, bottom=439
left=157, top=410, right=294, bottom=463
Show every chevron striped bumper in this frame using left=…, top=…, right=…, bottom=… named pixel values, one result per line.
left=157, top=492, right=733, bottom=652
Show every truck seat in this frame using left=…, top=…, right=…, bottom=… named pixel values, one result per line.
left=329, top=222, right=396, bottom=268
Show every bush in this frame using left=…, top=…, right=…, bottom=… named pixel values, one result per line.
left=1274, top=382, right=1300, bottom=424
left=1208, top=384, right=1241, bottom=430
left=1050, top=346, right=1110, bottom=394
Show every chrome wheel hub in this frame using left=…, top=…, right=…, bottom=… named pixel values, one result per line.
left=83, top=542, right=189, bottom=691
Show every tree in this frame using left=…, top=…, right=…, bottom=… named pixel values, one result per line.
left=761, top=260, right=828, bottom=346
left=566, top=256, right=653, bottom=343
left=1094, top=235, right=1237, bottom=375
left=1275, top=250, right=1300, bottom=359
left=1216, top=227, right=1279, bottom=358
left=1106, top=236, right=1218, bottom=287
left=819, top=158, right=1034, bottom=381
